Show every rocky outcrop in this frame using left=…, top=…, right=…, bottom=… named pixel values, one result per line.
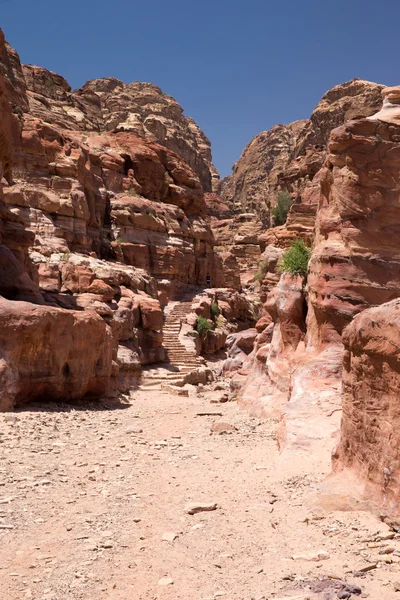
left=219, top=120, right=308, bottom=223
left=0, top=29, right=227, bottom=408
left=0, top=30, right=13, bottom=183
left=0, top=297, right=113, bottom=411
left=233, top=85, right=400, bottom=479
left=307, top=88, right=400, bottom=348
left=19, top=65, right=218, bottom=191
left=220, top=79, right=383, bottom=227
left=333, top=299, right=400, bottom=512
left=205, top=192, right=264, bottom=286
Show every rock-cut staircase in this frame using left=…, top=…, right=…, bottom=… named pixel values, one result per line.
left=140, top=299, right=203, bottom=391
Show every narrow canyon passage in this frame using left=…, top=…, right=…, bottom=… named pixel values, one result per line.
left=1, top=390, right=399, bottom=600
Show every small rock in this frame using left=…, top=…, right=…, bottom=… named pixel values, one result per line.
left=338, top=592, right=351, bottom=599
left=394, top=581, right=400, bottom=591
left=211, top=422, right=237, bottom=435
left=158, top=577, right=174, bottom=586
left=185, top=502, right=218, bottom=515
left=126, top=426, right=143, bottom=434
left=4, top=415, right=18, bottom=424
left=292, top=550, right=330, bottom=562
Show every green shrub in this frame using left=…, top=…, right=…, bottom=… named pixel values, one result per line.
left=196, top=316, right=212, bottom=337
left=279, top=240, right=311, bottom=277
left=272, top=191, right=293, bottom=226
left=210, top=301, right=220, bottom=320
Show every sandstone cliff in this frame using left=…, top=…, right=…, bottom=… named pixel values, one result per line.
left=232, top=85, right=400, bottom=484
left=18, top=65, right=218, bottom=192
left=220, top=79, right=383, bottom=226
left=0, top=29, right=227, bottom=409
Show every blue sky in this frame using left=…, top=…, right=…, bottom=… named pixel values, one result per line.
left=1, top=0, right=400, bottom=177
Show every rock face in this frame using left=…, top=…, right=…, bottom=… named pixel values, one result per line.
left=333, top=299, right=400, bottom=512
left=20, top=66, right=218, bottom=192
left=0, top=29, right=226, bottom=409
left=0, top=297, right=113, bottom=411
left=307, top=89, right=400, bottom=347
left=234, top=85, right=400, bottom=483
left=0, top=30, right=13, bottom=183
left=220, top=79, right=383, bottom=227
left=219, top=120, right=308, bottom=223
left=205, top=192, right=264, bottom=286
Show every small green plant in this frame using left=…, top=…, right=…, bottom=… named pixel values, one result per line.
left=61, top=251, right=71, bottom=262
left=127, top=189, right=139, bottom=197
left=116, top=236, right=124, bottom=243
left=196, top=316, right=212, bottom=337
left=278, top=240, right=311, bottom=277
left=210, top=301, right=220, bottom=320
left=272, top=191, right=293, bottom=226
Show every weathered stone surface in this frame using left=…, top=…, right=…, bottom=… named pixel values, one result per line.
left=19, top=67, right=218, bottom=191
left=307, top=108, right=400, bottom=347
left=205, top=193, right=264, bottom=286
left=333, top=299, right=400, bottom=512
left=220, top=79, right=383, bottom=228
left=0, top=297, right=113, bottom=411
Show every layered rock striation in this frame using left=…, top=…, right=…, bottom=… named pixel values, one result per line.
left=220, top=79, right=383, bottom=231
left=0, top=29, right=226, bottom=409
left=18, top=65, right=218, bottom=192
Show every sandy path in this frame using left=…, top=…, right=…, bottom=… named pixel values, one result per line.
left=0, top=388, right=399, bottom=600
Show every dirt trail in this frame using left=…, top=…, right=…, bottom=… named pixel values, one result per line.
left=1, top=388, right=399, bottom=600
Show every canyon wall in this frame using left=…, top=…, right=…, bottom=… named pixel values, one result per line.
left=220, top=79, right=383, bottom=226
left=0, top=29, right=227, bottom=409
left=232, top=85, right=400, bottom=485
left=19, top=64, right=218, bottom=192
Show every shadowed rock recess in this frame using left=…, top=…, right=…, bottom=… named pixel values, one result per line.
left=2, top=24, right=400, bottom=528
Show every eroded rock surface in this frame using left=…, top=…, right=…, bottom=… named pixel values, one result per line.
left=333, top=299, right=400, bottom=512
left=0, top=30, right=226, bottom=408
left=19, top=65, right=218, bottom=191
left=220, top=79, right=383, bottom=227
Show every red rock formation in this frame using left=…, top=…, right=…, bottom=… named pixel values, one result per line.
left=0, top=29, right=227, bottom=408
left=19, top=66, right=218, bottom=191
left=308, top=90, right=400, bottom=348
left=333, top=299, right=400, bottom=512
left=205, top=193, right=264, bottom=286
left=220, top=79, right=383, bottom=227
left=0, top=297, right=113, bottom=411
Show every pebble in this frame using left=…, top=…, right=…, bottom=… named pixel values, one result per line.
left=292, top=550, right=330, bottom=562
left=185, top=502, right=218, bottom=515
left=158, top=577, right=174, bottom=586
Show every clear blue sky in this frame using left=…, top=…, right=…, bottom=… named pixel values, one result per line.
left=1, top=0, right=400, bottom=177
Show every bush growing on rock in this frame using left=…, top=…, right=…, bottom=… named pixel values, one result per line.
left=272, top=191, right=293, bottom=226
left=196, top=316, right=212, bottom=337
left=210, top=301, right=220, bottom=320
left=279, top=240, right=311, bottom=277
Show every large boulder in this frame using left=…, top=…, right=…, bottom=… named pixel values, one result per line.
left=0, top=297, right=113, bottom=411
